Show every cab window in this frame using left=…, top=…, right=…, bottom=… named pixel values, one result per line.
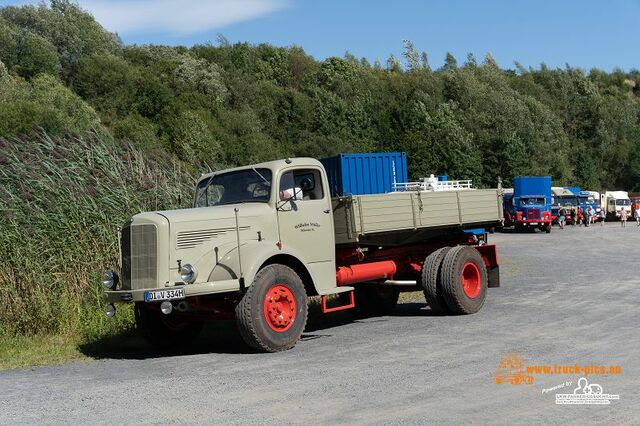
left=279, top=169, right=324, bottom=201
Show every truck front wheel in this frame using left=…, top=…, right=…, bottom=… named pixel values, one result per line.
left=134, top=303, right=203, bottom=349
left=235, top=264, right=308, bottom=352
left=440, top=246, right=488, bottom=314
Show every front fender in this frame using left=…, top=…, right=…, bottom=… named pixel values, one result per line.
left=208, top=242, right=317, bottom=289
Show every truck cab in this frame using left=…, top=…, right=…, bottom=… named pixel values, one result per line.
left=552, top=187, right=578, bottom=225
left=505, top=176, right=552, bottom=232
left=576, top=190, right=600, bottom=220
left=604, top=191, right=631, bottom=220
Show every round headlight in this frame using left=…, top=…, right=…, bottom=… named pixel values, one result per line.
left=102, top=270, right=119, bottom=290
left=105, top=303, right=116, bottom=318
left=180, top=264, right=197, bottom=284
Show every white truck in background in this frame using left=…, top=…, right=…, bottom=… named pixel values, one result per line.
left=604, top=191, right=631, bottom=219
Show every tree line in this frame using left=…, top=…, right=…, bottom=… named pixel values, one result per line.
left=2, top=0, right=640, bottom=190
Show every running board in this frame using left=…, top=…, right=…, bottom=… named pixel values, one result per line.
left=321, top=291, right=355, bottom=313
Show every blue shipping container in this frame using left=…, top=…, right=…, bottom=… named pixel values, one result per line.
left=319, top=152, right=408, bottom=197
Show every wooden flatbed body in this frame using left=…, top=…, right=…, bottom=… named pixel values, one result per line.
left=332, top=189, right=503, bottom=246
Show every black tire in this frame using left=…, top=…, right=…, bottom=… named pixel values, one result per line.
left=235, top=264, right=307, bottom=352
left=134, top=302, right=203, bottom=349
left=421, top=247, right=452, bottom=314
left=545, top=223, right=551, bottom=233
left=440, top=246, right=488, bottom=315
left=348, top=284, right=399, bottom=318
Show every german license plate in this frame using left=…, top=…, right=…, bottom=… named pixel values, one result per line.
left=144, top=287, right=185, bottom=302
left=531, top=222, right=538, bottom=225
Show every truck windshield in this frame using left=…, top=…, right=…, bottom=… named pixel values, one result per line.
left=520, top=198, right=545, bottom=206
left=194, top=168, right=272, bottom=207
left=615, top=199, right=630, bottom=206
left=558, top=197, right=576, bottom=207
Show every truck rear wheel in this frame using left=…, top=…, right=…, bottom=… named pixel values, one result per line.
left=440, top=246, right=488, bottom=314
left=349, top=285, right=399, bottom=317
left=235, top=264, right=308, bottom=352
left=421, top=247, right=452, bottom=314
left=134, top=303, right=203, bottom=349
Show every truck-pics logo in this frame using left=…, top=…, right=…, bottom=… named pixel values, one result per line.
left=555, top=377, right=620, bottom=405
left=494, top=353, right=534, bottom=385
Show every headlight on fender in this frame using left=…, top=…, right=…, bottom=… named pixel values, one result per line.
left=180, top=264, right=197, bottom=284
left=102, top=270, right=119, bottom=290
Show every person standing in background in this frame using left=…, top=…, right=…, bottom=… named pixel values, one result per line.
left=584, top=206, right=593, bottom=227
left=620, top=208, right=628, bottom=227
left=558, top=207, right=566, bottom=229
left=635, top=208, right=640, bottom=227
left=599, top=209, right=606, bottom=226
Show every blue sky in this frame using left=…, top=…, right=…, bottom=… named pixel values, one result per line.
left=3, top=0, right=640, bottom=71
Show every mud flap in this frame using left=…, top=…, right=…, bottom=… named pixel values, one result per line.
left=475, top=244, right=500, bottom=288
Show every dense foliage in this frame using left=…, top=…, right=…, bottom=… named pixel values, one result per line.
left=0, top=132, right=195, bottom=337
left=2, top=1, right=640, bottom=190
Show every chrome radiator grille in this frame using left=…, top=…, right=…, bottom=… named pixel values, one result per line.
left=120, top=223, right=157, bottom=290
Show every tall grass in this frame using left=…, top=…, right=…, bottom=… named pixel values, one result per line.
left=0, top=131, right=196, bottom=340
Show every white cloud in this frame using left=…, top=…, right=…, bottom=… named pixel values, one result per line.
left=16, top=0, right=290, bottom=35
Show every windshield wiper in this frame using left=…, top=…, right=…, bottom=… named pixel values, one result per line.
left=252, top=167, right=270, bottom=186
left=197, top=173, right=216, bottom=206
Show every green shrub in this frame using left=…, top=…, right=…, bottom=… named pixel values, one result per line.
left=0, top=131, right=195, bottom=339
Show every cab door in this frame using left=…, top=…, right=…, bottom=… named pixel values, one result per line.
left=276, top=167, right=335, bottom=265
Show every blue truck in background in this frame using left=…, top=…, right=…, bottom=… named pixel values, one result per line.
left=558, top=186, right=600, bottom=224
left=570, top=187, right=601, bottom=220
left=503, top=176, right=553, bottom=233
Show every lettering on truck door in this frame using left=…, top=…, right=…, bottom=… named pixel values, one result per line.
left=276, top=168, right=334, bottom=263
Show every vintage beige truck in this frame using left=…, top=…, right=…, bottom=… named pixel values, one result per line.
left=103, top=157, right=503, bottom=352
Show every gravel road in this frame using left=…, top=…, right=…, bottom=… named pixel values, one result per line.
left=1, top=223, right=638, bottom=425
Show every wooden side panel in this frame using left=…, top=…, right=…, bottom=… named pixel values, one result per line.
left=458, top=190, right=502, bottom=223
left=415, top=192, right=461, bottom=227
left=357, top=193, right=416, bottom=234
left=332, top=189, right=503, bottom=246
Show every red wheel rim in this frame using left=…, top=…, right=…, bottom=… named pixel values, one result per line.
left=263, top=284, right=297, bottom=332
left=461, top=261, right=481, bottom=298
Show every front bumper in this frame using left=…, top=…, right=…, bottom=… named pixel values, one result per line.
left=516, top=219, right=551, bottom=226
left=103, top=279, right=242, bottom=303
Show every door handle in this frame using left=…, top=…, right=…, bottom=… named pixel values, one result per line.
left=323, top=209, right=331, bottom=214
